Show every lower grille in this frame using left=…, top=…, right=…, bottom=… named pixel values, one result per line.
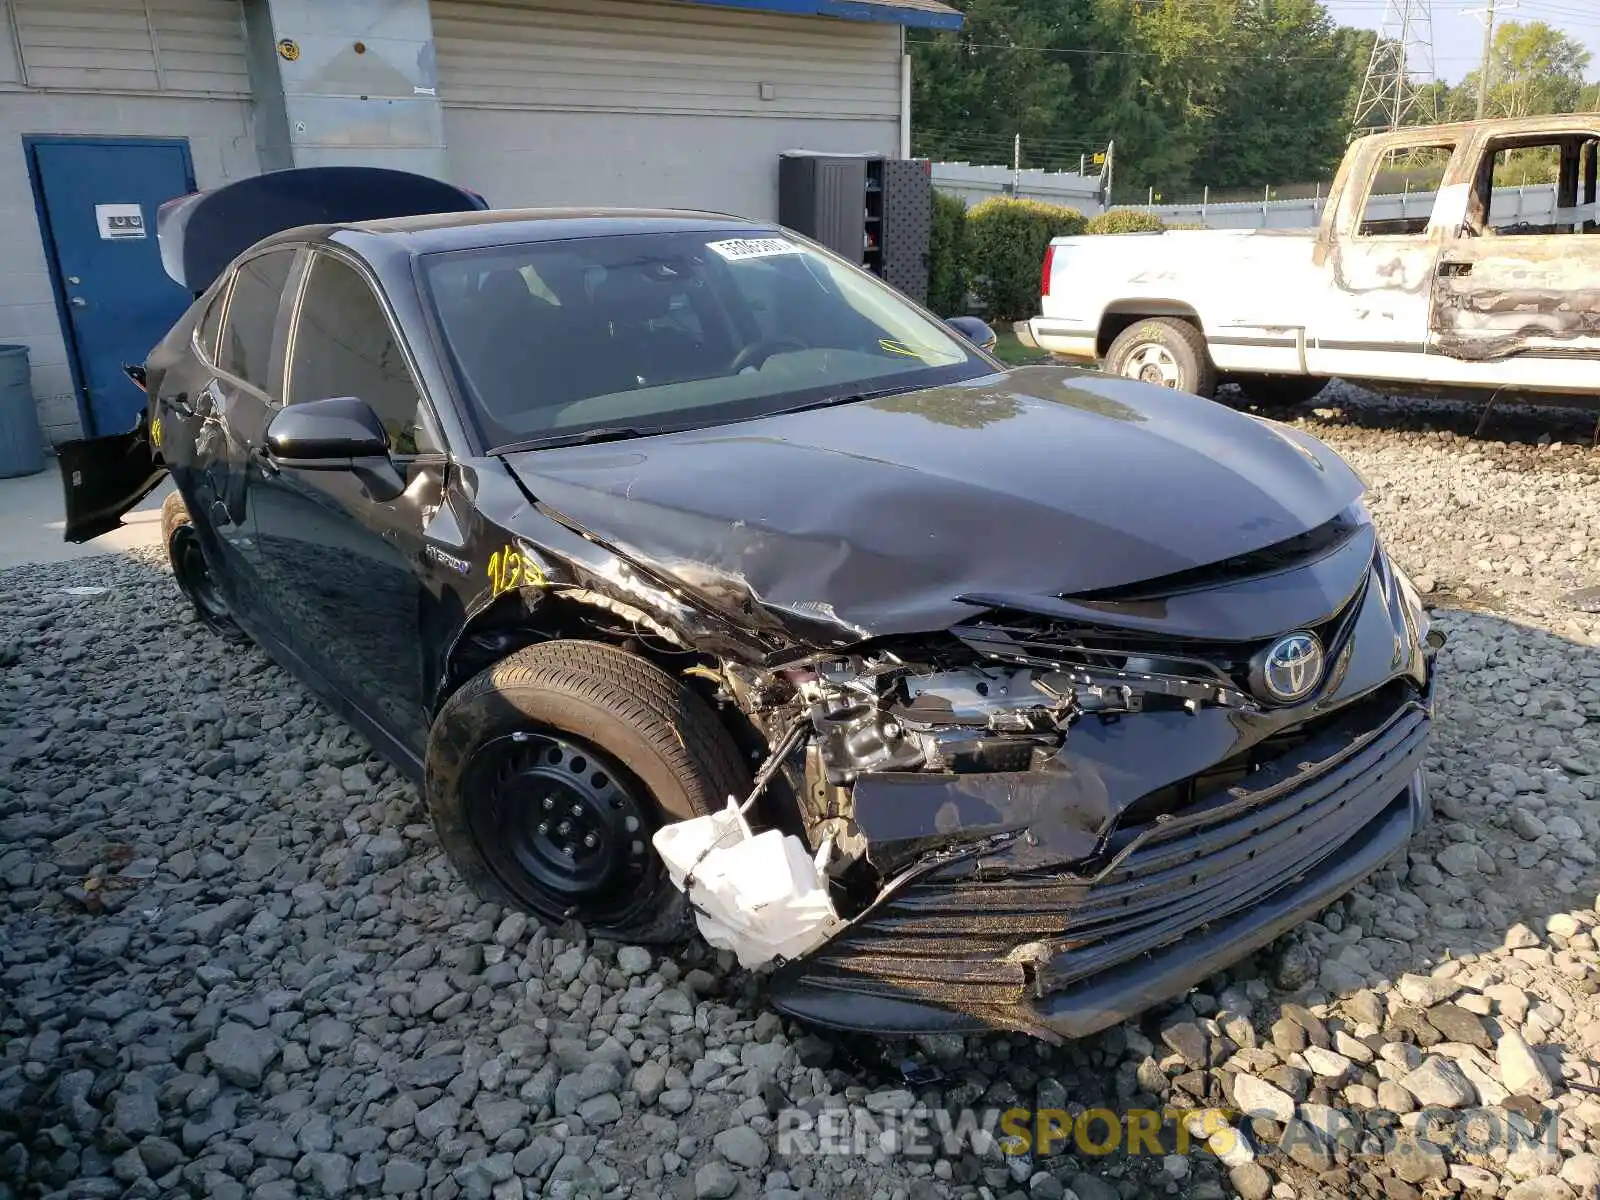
left=787, top=695, right=1427, bottom=1011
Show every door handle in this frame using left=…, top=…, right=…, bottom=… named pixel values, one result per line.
left=1438, top=261, right=1472, bottom=278
left=70, top=297, right=87, bottom=307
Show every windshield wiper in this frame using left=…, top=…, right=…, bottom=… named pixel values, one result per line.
left=767, top=385, right=919, bottom=418
left=493, top=426, right=666, bottom=454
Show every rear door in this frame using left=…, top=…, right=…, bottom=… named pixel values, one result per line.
left=1430, top=127, right=1600, bottom=376
left=248, top=248, right=446, bottom=752
left=188, top=246, right=301, bottom=627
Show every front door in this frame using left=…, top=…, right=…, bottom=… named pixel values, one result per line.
left=1306, top=138, right=1464, bottom=381
left=26, top=137, right=197, bottom=437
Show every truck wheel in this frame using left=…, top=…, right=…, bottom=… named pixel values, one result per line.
left=1106, top=318, right=1216, bottom=398
left=425, top=640, right=752, bottom=943
left=1237, top=374, right=1329, bottom=409
left=163, top=492, right=246, bottom=643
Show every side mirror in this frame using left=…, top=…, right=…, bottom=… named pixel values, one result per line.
left=264, top=396, right=404, bottom=502
left=946, top=316, right=998, bottom=355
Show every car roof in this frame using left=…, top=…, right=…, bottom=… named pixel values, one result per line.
left=266, top=208, right=779, bottom=257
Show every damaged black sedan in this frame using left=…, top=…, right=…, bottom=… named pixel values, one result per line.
left=64, top=169, right=1440, bottom=1043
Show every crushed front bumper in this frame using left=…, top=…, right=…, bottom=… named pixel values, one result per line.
left=770, top=687, right=1431, bottom=1042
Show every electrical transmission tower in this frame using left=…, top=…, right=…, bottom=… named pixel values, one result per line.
left=1352, top=0, right=1439, bottom=132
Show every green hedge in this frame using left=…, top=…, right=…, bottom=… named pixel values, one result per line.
left=924, top=196, right=1204, bottom=324
left=928, top=190, right=970, bottom=317
left=964, top=197, right=1087, bottom=323
left=1084, top=209, right=1168, bottom=235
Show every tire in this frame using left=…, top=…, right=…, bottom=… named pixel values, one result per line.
left=162, top=491, right=247, bottom=643
left=1105, top=317, right=1216, bottom=398
left=425, top=640, right=752, bottom=943
left=1236, top=374, right=1329, bottom=409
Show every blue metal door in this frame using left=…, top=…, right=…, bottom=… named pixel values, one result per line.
left=26, top=137, right=196, bottom=437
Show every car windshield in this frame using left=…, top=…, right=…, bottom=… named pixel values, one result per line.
left=420, top=229, right=991, bottom=450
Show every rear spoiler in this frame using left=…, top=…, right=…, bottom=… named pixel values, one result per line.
left=157, top=166, right=489, bottom=295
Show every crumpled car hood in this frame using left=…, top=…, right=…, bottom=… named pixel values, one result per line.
left=501, top=366, right=1365, bottom=645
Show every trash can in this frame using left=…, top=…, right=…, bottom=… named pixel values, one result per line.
left=0, top=344, right=45, bottom=479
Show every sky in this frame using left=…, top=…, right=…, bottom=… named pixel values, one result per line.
left=1322, top=0, right=1600, bottom=84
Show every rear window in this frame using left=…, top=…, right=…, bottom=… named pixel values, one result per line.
left=422, top=230, right=986, bottom=449
left=219, top=249, right=295, bottom=391
left=196, top=284, right=227, bottom=362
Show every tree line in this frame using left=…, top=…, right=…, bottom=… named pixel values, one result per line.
left=910, top=0, right=1598, bottom=197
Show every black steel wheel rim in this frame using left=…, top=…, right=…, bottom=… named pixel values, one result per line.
left=463, top=732, right=655, bottom=914
left=171, top=526, right=229, bottom=623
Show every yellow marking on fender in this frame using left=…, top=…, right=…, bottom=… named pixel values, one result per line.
left=488, top=545, right=548, bottom=598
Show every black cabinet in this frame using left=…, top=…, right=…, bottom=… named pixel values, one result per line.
left=778, top=152, right=932, bottom=305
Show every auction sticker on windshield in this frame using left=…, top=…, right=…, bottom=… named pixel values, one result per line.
left=706, top=237, right=802, bottom=261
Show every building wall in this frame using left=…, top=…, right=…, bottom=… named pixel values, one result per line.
left=434, top=0, right=903, bottom=219
left=0, top=0, right=259, bottom=443
left=2, top=0, right=910, bottom=444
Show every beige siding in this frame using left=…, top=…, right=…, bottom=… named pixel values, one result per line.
left=433, top=0, right=902, bottom=121
left=12, top=0, right=249, bottom=95
left=445, top=106, right=898, bottom=221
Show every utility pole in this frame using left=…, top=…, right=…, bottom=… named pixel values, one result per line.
left=1466, top=0, right=1515, bottom=118
left=1476, top=0, right=1494, bottom=116
left=1012, top=133, right=1021, bottom=194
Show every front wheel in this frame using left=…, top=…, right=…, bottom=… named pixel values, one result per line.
left=1104, top=318, right=1216, bottom=398
left=425, top=640, right=752, bottom=943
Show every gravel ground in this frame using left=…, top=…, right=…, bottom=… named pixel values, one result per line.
left=2, top=384, right=1599, bottom=1200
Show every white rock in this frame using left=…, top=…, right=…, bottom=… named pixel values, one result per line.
left=1498, top=1029, right=1556, bottom=1100
left=1486, top=983, right=1532, bottom=1024
left=1397, top=973, right=1457, bottom=1007
left=1230, top=1074, right=1296, bottom=1124
left=1303, top=1046, right=1354, bottom=1082
left=1399, top=1057, right=1477, bottom=1108
left=1332, top=1031, right=1374, bottom=1064
left=1209, top=1125, right=1256, bottom=1168
left=1506, top=923, right=1543, bottom=950
left=1548, top=912, right=1582, bottom=939
left=1379, top=1042, right=1422, bottom=1071
left=1560, top=1154, right=1600, bottom=1194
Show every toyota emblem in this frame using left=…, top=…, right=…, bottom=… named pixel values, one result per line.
left=1252, top=632, right=1324, bottom=704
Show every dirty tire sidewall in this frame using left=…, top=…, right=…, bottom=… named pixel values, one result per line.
left=162, top=491, right=247, bottom=643
left=160, top=490, right=190, bottom=546
left=1106, top=317, right=1216, bottom=398
left=426, top=639, right=752, bottom=944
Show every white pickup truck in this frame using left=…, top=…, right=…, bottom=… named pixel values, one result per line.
left=1020, top=115, right=1600, bottom=406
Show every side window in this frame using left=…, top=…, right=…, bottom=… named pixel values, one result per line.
left=218, top=249, right=295, bottom=389
left=196, top=282, right=228, bottom=362
left=1357, top=145, right=1455, bottom=238
left=1481, top=137, right=1600, bottom=236
left=287, top=255, right=438, bottom=455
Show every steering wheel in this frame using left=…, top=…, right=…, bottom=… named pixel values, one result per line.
left=729, top=336, right=806, bottom=374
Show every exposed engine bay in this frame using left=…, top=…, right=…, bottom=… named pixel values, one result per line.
left=647, top=521, right=1439, bottom=1040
